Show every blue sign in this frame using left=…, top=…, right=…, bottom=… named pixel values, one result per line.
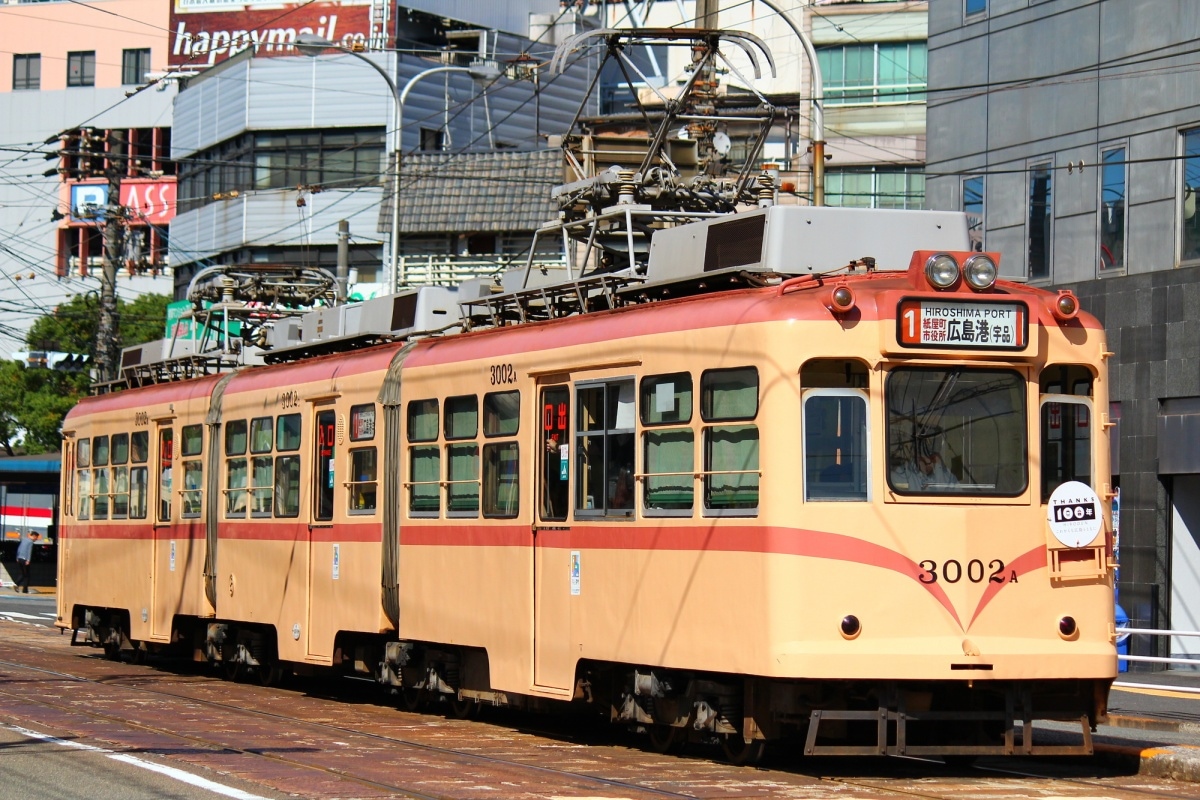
left=70, top=183, right=108, bottom=222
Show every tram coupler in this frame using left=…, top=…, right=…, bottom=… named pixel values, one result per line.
left=377, top=641, right=411, bottom=687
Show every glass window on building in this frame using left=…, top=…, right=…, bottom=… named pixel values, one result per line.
left=1181, top=128, right=1200, bottom=263
left=827, top=167, right=925, bottom=210
left=67, top=51, right=95, bottom=87
left=13, top=54, right=40, bottom=90
left=122, top=48, right=150, bottom=85
left=965, top=0, right=987, bottom=17
left=1028, top=162, right=1053, bottom=280
left=963, top=176, right=984, bottom=251
left=1100, top=147, right=1126, bottom=271
left=816, top=42, right=927, bottom=105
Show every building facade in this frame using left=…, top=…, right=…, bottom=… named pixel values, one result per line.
left=167, top=2, right=598, bottom=297
left=926, top=0, right=1200, bottom=662
left=0, top=0, right=177, bottom=360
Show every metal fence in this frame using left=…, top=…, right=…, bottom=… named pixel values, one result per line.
left=1116, top=627, right=1200, bottom=694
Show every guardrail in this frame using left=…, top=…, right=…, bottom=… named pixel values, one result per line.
left=1116, top=627, right=1200, bottom=694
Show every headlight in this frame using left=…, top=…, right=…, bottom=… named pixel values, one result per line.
left=962, top=254, right=998, bottom=290
left=924, top=253, right=960, bottom=289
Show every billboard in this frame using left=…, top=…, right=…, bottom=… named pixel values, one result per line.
left=169, top=0, right=382, bottom=69
left=121, top=179, right=178, bottom=225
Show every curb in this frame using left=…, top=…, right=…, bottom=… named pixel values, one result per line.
left=1106, top=714, right=1200, bottom=736
left=1096, top=742, right=1200, bottom=782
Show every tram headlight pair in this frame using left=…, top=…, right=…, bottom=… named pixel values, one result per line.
left=923, top=253, right=998, bottom=291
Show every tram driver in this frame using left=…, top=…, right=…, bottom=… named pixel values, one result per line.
left=890, top=446, right=960, bottom=492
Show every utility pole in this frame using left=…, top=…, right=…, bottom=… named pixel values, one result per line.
left=95, top=130, right=123, bottom=384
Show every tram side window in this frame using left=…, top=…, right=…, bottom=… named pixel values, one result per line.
left=224, top=419, right=248, bottom=518
left=76, top=438, right=91, bottom=521
left=111, top=433, right=130, bottom=519
left=1040, top=365, right=1094, bottom=502
left=804, top=393, right=869, bottom=501
left=158, top=428, right=173, bottom=522
left=641, top=372, right=694, bottom=515
left=130, top=431, right=148, bottom=519
left=249, top=417, right=273, bottom=517
left=348, top=404, right=377, bottom=514
left=408, top=399, right=440, bottom=517
left=483, top=390, right=520, bottom=518
left=274, top=413, right=301, bottom=517
left=181, top=423, right=203, bottom=518
left=576, top=379, right=635, bottom=517
left=92, top=435, right=109, bottom=520
left=446, top=395, right=480, bottom=517
left=701, top=368, right=759, bottom=514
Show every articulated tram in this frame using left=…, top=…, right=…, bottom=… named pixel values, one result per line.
left=57, top=204, right=1116, bottom=761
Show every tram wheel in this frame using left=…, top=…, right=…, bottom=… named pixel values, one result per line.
left=257, top=661, right=285, bottom=687
left=222, top=660, right=242, bottom=682
left=448, top=695, right=479, bottom=720
left=720, top=734, right=766, bottom=766
left=647, top=724, right=685, bottom=755
left=102, top=639, right=121, bottom=660
left=130, top=643, right=147, bottom=664
left=400, top=687, right=426, bottom=712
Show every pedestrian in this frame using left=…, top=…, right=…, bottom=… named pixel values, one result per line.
left=15, top=531, right=39, bottom=593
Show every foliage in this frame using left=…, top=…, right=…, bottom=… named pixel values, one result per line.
left=5, top=292, right=172, bottom=454
left=25, top=292, right=171, bottom=354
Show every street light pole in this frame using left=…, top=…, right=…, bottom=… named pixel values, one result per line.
left=295, top=35, right=501, bottom=293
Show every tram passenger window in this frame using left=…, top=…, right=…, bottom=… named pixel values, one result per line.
left=113, top=432, right=131, bottom=517
left=93, top=435, right=109, bottom=467
left=274, top=455, right=300, bottom=517
left=641, top=373, right=694, bottom=515
left=804, top=392, right=869, bottom=501
left=129, top=466, right=148, bottom=519
left=225, top=420, right=248, bottom=517
left=77, top=468, right=91, bottom=521
left=483, top=391, right=519, bottom=519
left=349, top=447, right=378, bottom=513
left=112, top=433, right=129, bottom=465
left=886, top=367, right=1026, bottom=496
left=78, top=438, right=91, bottom=468
left=701, top=368, right=759, bottom=514
left=158, top=428, right=173, bottom=522
left=131, top=431, right=148, bottom=463
left=315, top=410, right=335, bottom=522
left=483, top=443, right=519, bottom=517
left=93, top=464, right=109, bottom=520
left=407, top=399, right=440, bottom=516
left=181, top=424, right=203, bottom=518
left=576, top=380, right=635, bottom=517
left=112, top=465, right=130, bottom=518
left=130, top=432, right=148, bottom=519
left=446, top=396, right=480, bottom=516
left=277, top=413, right=301, bottom=451
left=540, top=387, right=570, bottom=521
left=251, top=454, right=273, bottom=517
left=250, top=417, right=273, bottom=453
left=350, top=404, right=376, bottom=440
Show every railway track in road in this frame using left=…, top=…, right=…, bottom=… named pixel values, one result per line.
left=0, top=623, right=1194, bottom=800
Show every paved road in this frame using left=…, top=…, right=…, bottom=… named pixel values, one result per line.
left=0, top=590, right=57, bottom=628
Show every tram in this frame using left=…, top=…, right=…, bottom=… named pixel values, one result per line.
left=55, top=29, right=1116, bottom=761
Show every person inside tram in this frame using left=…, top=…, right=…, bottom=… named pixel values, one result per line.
left=891, top=438, right=959, bottom=492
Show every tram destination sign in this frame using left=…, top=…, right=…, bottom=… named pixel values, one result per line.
left=897, top=299, right=1028, bottom=351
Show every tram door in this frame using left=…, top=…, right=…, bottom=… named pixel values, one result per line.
left=533, top=383, right=574, bottom=690
left=307, top=407, right=337, bottom=660
left=151, top=422, right=174, bottom=640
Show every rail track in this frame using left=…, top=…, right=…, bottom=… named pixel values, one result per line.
left=0, top=622, right=1192, bottom=800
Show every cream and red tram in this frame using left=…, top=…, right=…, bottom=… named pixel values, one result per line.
left=57, top=206, right=1115, bottom=760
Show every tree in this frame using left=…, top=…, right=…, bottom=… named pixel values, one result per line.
left=8, top=292, right=172, bottom=454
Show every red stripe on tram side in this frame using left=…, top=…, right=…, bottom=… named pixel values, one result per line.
left=404, top=523, right=965, bottom=628
left=218, top=520, right=382, bottom=543
left=64, top=521, right=207, bottom=540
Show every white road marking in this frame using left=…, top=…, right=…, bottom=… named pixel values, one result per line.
left=6, top=723, right=274, bottom=799
left=0, top=611, right=47, bottom=620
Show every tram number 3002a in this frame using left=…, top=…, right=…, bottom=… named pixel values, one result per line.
left=918, top=559, right=1016, bottom=585
left=489, top=363, right=516, bottom=385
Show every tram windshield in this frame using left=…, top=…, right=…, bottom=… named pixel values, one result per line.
left=886, top=367, right=1027, bottom=497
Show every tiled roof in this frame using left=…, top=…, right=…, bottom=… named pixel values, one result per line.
left=380, top=149, right=560, bottom=234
